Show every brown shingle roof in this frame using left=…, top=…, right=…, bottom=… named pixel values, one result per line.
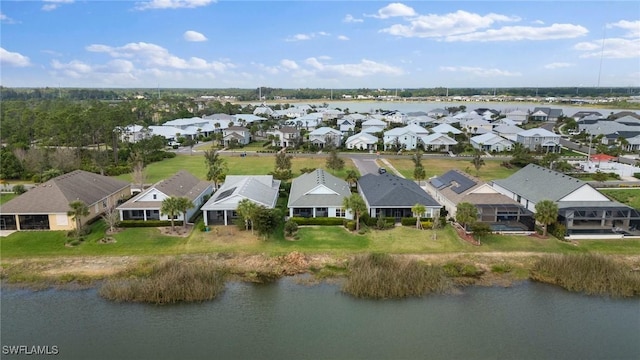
left=1, top=170, right=130, bottom=214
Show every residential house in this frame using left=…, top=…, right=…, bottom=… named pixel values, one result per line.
left=287, top=169, right=353, bottom=219
left=235, top=114, right=267, bottom=126
left=419, top=133, right=458, bottom=152
left=516, top=128, right=561, bottom=152
left=493, top=124, right=524, bottom=142
left=571, top=111, right=603, bottom=120
left=201, top=175, right=280, bottom=226
left=406, top=115, right=437, bottom=128
left=470, top=133, right=514, bottom=152
left=1, top=170, right=130, bottom=231
left=119, top=125, right=150, bottom=143
left=492, top=164, right=640, bottom=238
left=253, top=106, right=275, bottom=117
left=383, top=124, right=429, bottom=151
left=361, top=119, right=387, bottom=133
left=148, top=125, right=197, bottom=143
left=117, top=170, right=213, bottom=223
left=271, top=126, right=300, bottom=148
left=345, top=132, right=379, bottom=151
left=222, top=126, right=251, bottom=147
left=530, top=107, right=563, bottom=122
left=427, top=108, right=450, bottom=118
left=461, top=118, right=493, bottom=135
left=426, top=170, right=533, bottom=231
left=308, top=127, right=342, bottom=148
left=430, top=123, right=462, bottom=136
left=357, top=173, right=441, bottom=220
left=503, top=110, right=528, bottom=125
left=380, top=110, right=407, bottom=124
left=338, top=118, right=356, bottom=134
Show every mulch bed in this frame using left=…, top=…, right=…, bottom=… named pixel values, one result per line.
left=454, top=224, right=481, bottom=246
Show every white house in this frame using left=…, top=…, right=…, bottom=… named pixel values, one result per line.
left=470, top=133, right=514, bottom=152
left=430, top=123, right=462, bottom=136
left=516, top=128, right=561, bottom=152
left=361, top=119, right=387, bottom=133
left=222, top=126, right=251, bottom=146
left=504, top=110, right=528, bottom=125
left=338, top=118, right=356, bottom=134
left=287, top=169, right=353, bottom=219
left=346, top=132, right=378, bottom=151
left=271, top=126, right=300, bottom=148
left=419, top=133, right=458, bottom=152
left=383, top=124, right=429, bottom=150
left=493, top=124, right=524, bottom=142
left=308, top=127, right=342, bottom=148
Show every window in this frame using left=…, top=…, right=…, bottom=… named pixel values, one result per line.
left=336, top=208, right=346, bottom=217
left=153, top=194, right=157, bottom=200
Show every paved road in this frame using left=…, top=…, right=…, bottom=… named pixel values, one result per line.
left=351, top=157, right=382, bottom=175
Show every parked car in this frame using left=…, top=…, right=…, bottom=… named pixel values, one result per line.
left=378, top=167, right=387, bottom=174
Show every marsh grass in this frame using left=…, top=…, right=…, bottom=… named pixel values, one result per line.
left=99, top=258, right=226, bottom=304
left=530, top=254, right=640, bottom=297
left=343, top=253, right=451, bottom=299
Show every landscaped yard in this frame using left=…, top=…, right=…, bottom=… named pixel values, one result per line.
left=600, top=188, right=640, bottom=209
left=3, top=220, right=639, bottom=259
left=0, top=193, right=17, bottom=205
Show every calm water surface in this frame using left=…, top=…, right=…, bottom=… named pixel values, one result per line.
left=2, top=279, right=639, bottom=360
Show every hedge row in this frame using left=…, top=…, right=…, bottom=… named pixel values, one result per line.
left=290, top=217, right=345, bottom=226
left=119, top=220, right=184, bottom=228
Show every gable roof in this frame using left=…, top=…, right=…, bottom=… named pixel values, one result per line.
left=517, top=128, right=559, bottom=137
left=117, top=171, right=211, bottom=209
left=2, top=170, right=130, bottom=214
left=287, top=169, right=351, bottom=208
left=492, top=164, right=586, bottom=202
left=358, top=173, right=440, bottom=207
left=346, top=132, right=378, bottom=144
left=431, top=123, right=462, bottom=134
left=309, top=127, right=341, bottom=136
left=420, top=133, right=457, bottom=145
left=201, top=175, right=280, bottom=210
left=471, top=133, right=512, bottom=146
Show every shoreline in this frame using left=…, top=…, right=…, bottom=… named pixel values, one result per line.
left=2, top=252, right=639, bottom=294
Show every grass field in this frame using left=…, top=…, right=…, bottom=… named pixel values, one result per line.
left=600, top=189, right=640, bottom=209
left=0, top=193, right=17, bottom=205
left=117, top=153, right=359, bottom=183
left=386, top=157, right=519, bottom=181
left=3, top=220, right=640, bottom=259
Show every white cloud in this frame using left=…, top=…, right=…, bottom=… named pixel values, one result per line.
left=343, top=14, right=363, bottom=23
left=371, top=3, right=416, bottom=19
left=0, top=48, right=31, bottom=67
left=280, top=59, right=299, bottom=70
left=303, top=57, right=403, bottom=77
left=184, top=30, right=208, bottom=42
left=135, top=0, right=215, bottom=11
left=337, top=35, right=349, bottom=41
left=86, top=41, right=234, bottom=71
left=607, top=20, right=640, bottom=38
left=285, top=32, right=330, bottom=42
left=380, top=10, right=519, bottom=38
left=42, top=0, right=74, bottom=12
left=544, top=62, right=574, bottom=69
left=574, top=38, right=640, bottom=59
left=446, top=23, right=588, bottom=42
left=440, top=66, right=521, bottom=77
left=532, top=20, right=545, bottom=25
left=0, top=12, right=18, bottom=24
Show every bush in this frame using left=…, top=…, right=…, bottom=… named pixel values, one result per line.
left=443, top=262, right=484, bottom=278
left=491, top=263, right=513, bottom=274
left=548, top=223, right=567, bottom=240
left=420, top=220, right=433, bottom=229
left=284, top=219, right=299, bottom=236
left=105, top=165, right=132, bottom=176
left=119, top=220, right=184, bottom=228
left=290, top=217, right=345, bottom=226
left=345, top=221, right=356, bottom=231
left=12, top=184, right=26, bottom=194
left=401, top=217, right=418, bottom=226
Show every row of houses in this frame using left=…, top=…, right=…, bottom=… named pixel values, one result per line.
left=3, top=163, right=639, bottom=239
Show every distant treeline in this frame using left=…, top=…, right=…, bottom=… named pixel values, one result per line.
left=1, top=86, right=638, bottom=101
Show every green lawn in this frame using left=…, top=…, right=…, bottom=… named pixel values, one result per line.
left=386, top=157, right=519, bottom=181
left=0, top=193, right=17, bottom=205
left=3, top=220, right=639, bottom=259
left=600, top=188, right=640, bottom=209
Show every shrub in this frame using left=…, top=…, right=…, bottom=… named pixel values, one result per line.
left=420, top=220, right=433, bottom=229
left=443, top=262, right=484, bottom=278
left=119, top=220, right=184, bottom=228
left=290, top=217, right=344, bottom=226
left=284, top=219, right=299, bottom=236
left=401, top=217, right=418, bottom=226
left=345, top=221, right=356, bottom=231
left=491, top=263, right=513, bottom=274
left=12, top=184, right=26, bottom=194
left=548, top=223, right=567, bottom=240
left=343, top=253, right=451, bottom=299
left=530, top=254, right=640, bottom=297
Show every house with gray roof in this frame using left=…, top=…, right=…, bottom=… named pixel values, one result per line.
left=222, top=126, right=251, bottom=147
left=345, top=132, right=378, bottom=151
left=357, top=173, right=441, bottom=220
left=504, top=110, right=528, bottom=125
left=201, top=175, right=280, bottom=226
left=308, top=127, right=342, bottom=148
left=492, top=164, right=640, bottom=238
left=361, top=118, right=387, bottom=133
left=530, top=107, right=563, bottom=122
left=1, top=170, right=131, bottom=231
left=287, top=169, right=353, bottom=219
left=426, top=170, right=533, bottom=231
left=117, top=170, right=213, bottom=223
left=471, top=133, right=514, bottom=152
left=419, top=133, right=457, bottom=152
left=516, top=128, right=560, bottom=152
left=271, top=126, right=300, bottom=148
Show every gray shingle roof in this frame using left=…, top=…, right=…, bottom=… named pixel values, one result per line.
left=117, top=170, right=211, bottom=209
left=358, top=173, right=440, bottom=207
left=492, top=164, right=585, bottom=202
left=202, top=175, right=280, bottom=210
left=287, top=169, right=351, bottom=208
left=1, top=170, right=130, bottom=214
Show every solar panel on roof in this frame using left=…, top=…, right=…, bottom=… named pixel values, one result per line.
left=436, top=171, right=477, bottom=194
left=215, top=187, right=237, bottom=201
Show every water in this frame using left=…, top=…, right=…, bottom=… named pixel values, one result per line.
left=2, top=279, right=639, bottom=360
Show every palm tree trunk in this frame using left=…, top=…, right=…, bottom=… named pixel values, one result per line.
left=170, top=217, right=175, bottom=232
left=183, top=212, right=187, bottom=229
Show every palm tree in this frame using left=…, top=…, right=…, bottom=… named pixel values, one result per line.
left=175, top=197, right=194, bottom=230
left=161, top=197, right=180, bottom=232
left=411, top=203, right=426, bottom=229
left=456, top=202, right=478, bottom=230
left=471, top=148, right=485, bottom=176
left=344, top=170, right=359, bottom=189
left=535, top=200, right=559, bottom=237
left=413, top=165, right=426, bottom=186
left=68, top=200, right=89, bottom=239
left=204, top=146, right=227, bottom=189
left=237, top=198, right=258, bottom=233
left=343, top=193, right=367, bottom=231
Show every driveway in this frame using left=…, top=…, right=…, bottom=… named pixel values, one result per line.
left=351, top=157, right=381, bottom=175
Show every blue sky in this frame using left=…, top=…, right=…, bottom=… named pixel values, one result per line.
left=1, top=1, right=638, bottom=88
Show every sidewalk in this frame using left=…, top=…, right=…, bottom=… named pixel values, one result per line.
left=379, top=158, right=405, bottom=178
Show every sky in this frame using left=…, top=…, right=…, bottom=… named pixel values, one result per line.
left=1, top=0, right=639, bottom=89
